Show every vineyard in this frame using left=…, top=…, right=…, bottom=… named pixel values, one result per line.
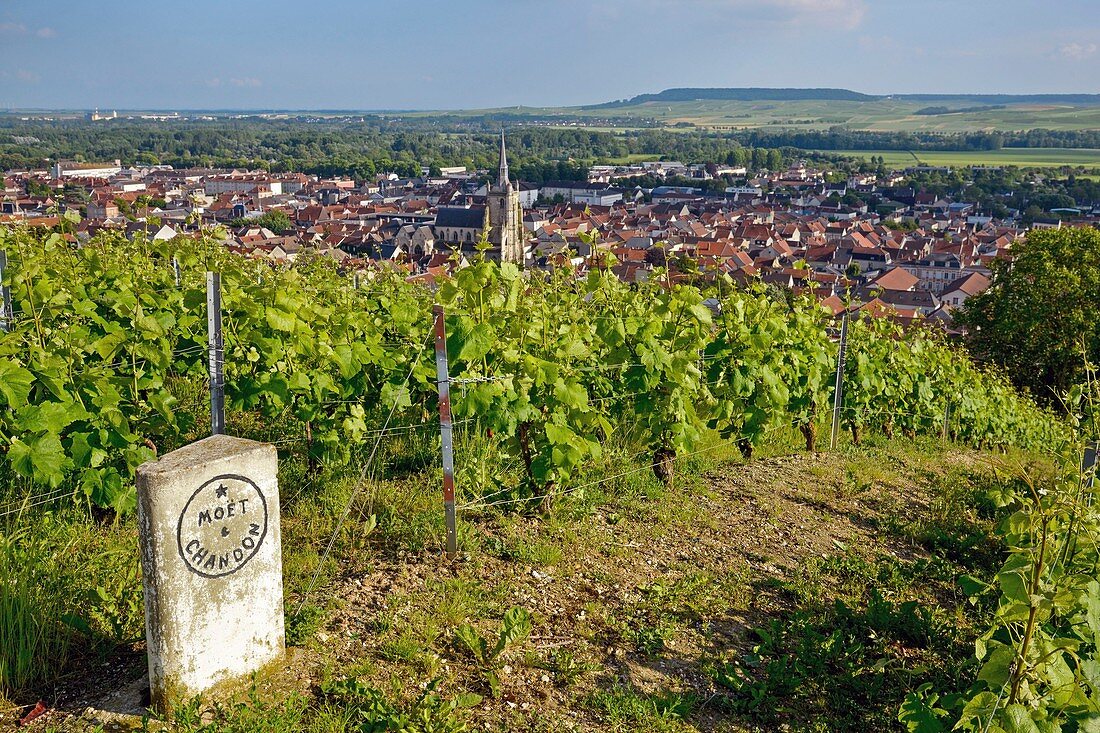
left=1, top=226, right=1099, bottom=732
left=0, top=228, right=1061, bottom=512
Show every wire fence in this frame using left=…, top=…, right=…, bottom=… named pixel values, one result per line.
left=0, top=488, right=75, bottom=518
left=293, top=330, right=433, bottom=617
left=1, top=271, right=1091, bottom=621
left=0, top=353, right=1039, bottom=523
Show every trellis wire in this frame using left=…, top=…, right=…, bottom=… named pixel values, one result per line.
left=292, top=330, right=432, bottom=618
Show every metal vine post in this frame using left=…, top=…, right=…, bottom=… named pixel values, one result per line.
left=0, top=250, right=12, bottom=333
left=206, top=272, right=225, bottom=435
left=830, top=312, right=849, bottom=450
left=433, top=304, right=458, bottom=559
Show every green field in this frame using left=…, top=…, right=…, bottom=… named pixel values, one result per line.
left=18, top=95, right=1100, bottom=135
left=603, top=148, right=1100, bottom=169
left=819, top=147, right=1100, bottom=168
left=426, top=98, right=1100, bottom=133
left=599, top=99, right=1100, bottom=132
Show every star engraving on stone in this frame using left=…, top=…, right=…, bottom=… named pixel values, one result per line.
left=221, top=527, right=230, bottom=538
left=216, top=484, right=229, bottom=498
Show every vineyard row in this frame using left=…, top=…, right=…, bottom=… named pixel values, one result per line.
left=0, top=227, right=1065, bottom=514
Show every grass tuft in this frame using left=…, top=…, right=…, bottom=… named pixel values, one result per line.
left=0, top=521, right=73, bottom=698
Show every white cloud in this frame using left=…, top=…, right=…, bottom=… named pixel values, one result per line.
left=16, top=69, right=40, bottom=83
left=0, top=23, right=56, bottom=39
left=1059, top=42, right=1097, bottom=61
left=230, top=77, right=262, bottom=88
left=204, top=77, right=222, bottom=87
left=625, top=0, right=867, bottom=31
left=758, top=0, right=867, bottom=30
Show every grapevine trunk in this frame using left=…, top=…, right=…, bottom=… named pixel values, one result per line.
left=800, top=422, right=817, bottom=452
left=652, top=447, right=675, bottom=486
left=737, top=438, right=753, bottom=460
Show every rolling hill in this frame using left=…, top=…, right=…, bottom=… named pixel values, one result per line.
left=482, top=87, right=1100, bottom=134
left=591, top=87, right=1100, bottom=107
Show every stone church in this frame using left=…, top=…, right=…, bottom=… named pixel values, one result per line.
left=433, top=130, right=525, bottom=265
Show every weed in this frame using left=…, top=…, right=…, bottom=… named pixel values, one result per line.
left=514, top=537, right=564, bottom=566
left=170, top=682, right=311, bottom=733
left=786, top=550, right=907, bottom=608
left=709, top=612, right=880, bottom=720
left=860, top=589, right=941, bottom=647
left=710, top=570, right=964, bottom=728
left=604, top=573, right=746, bottom=656
left=380, top=627, right=436, bottom=665
left=452, top=607, right=532, bottom=697
left=285, top=603, right=326, bottom=646
left=481, top=526, right=565, bottom=567
left=321, top=676, right=480, bottom=733
left=586, top=685, right=697, bottom=732
left=531, top=650, right=598, bottom=688
left=429, top=578, right=485, bottom=627
left=0, top=522, right=73, bottom=696
left=621, top=618, right=678, bottom=656
left=78, top=561, right=145, bottom=644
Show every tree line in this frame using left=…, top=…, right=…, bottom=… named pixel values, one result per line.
left=734, top=126, right=1100, bottom=151
left=1, top=118, right=1096, bottom=185
left=0, top=119, right=795, bottom=182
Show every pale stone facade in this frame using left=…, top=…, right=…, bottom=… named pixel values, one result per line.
left=486, top=130, right=525, bottom=266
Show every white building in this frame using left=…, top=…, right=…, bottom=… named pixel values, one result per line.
left=51, top=160, right=123, bottom=179
left=203, top=174, right=283, bottom=196
left=539, top=181, right=623, bottom=206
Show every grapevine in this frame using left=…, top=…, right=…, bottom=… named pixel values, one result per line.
left=0, top=226, right=1064, bottom=515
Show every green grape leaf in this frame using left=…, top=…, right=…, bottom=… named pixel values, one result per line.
left=81, top=467, right=135, bottom=513
left=554, top=379, right=588, bottom=410
left=15, top=400, right=90, bottom=435
left=266, top=306, right=297, bottom=332
left=69, top=431, right=107, bottom=469
left=9, top=433, right=70, bottom=487
left=448, top=319, right=495, bottom=366
left=0, top=358, right=34, bottom=407
left=381, top=381, right=412, bottom=410
left=545, top=422, right=576, bottom=446
left=288, top=372, right=311, bottom=392
left=91, top=330, right=129, bottom=359
left=999, top=705, right=1040, bottom=733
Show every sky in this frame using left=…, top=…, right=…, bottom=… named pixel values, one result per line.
left=0, top=0, right=1097, bottom=110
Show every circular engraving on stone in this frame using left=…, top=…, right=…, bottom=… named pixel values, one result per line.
left=176, top=474, right=268, bottom=578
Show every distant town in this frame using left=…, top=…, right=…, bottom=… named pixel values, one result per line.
left=4, top=132, right=1098, bottom=330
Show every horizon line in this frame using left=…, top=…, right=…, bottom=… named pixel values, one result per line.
left=4, top=87, right=1100, bottom=116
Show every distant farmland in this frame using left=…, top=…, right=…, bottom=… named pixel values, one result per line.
left=480, top=99, right=1100, bottom=133
left=602, top=148, right=1100, bottom=170
left=819, top=148, right=1100, bottom=168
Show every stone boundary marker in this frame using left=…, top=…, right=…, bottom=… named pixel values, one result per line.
left=136, top=435, right=285, bottom=711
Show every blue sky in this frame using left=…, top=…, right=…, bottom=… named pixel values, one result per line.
left=0, top=0, right=1097, bottom=110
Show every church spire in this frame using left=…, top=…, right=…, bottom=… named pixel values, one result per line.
left=497, top=127, right=510, bottom=189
